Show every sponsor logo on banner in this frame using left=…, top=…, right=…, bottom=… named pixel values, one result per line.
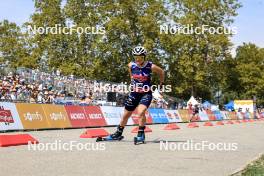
left=0, top=106, right=14, bottom=124
left=88, top=113, right=102, bottom=119
left=100, top=106, right=134, bottom=125
left=24, top=112, right=43, bottom=121
left=64, top=105, right=90, bottom=127
left=148, top=108, right=168, bottom=123
left=0, top=102, right=23, bottom=131
left=42, top=104, right=71, bottom=128
left=70, top=113, right=86, bottom=120
left=16, top=103, right=50, bottom=129
left=50, top=112, right=66, bottom=121
left=164, top=110, right=182, bottom=123
left=83, top=106, right=107, bottom=126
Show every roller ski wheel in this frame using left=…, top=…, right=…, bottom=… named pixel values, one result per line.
left=134, top=136, right=145, bottom=145
left=96, top=135, right=124, bottom=142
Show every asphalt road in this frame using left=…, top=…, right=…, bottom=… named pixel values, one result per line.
left=1, top=120, right=264, bottom=176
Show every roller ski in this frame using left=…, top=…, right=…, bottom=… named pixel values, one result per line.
left=134, top=126, right=146, bottom=145
left=96, top=125, right=124, bottom=142
left=96, top=135, right=124, bottom=142
left=134, top=134, right=145, bottom=145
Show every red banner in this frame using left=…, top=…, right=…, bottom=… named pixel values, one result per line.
left=83, top=106, right=107, bottom=127
left=64, top=105, right=89, bottom=128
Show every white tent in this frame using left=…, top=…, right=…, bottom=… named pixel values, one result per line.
left=187, top=96, right=199, bottom=106
left=211, top=104, right=219, bottom=111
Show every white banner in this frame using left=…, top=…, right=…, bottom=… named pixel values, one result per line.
left=100, top=106, right=133, bottom=126
left=164, top=110, right=182, bottom=123
left=0, top=102, right=24, bottom=131
left=234, top=100, right=254, bottom=113
left=198, top=110, right=209, bottom=121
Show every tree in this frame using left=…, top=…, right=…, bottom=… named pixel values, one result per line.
left=161, top=0, right=241, bottom=101
left=1, top=0, right=244, bottom=104
left=235, top=43, right=264, bottom=104
left=0, top=20, right=33, bottom=68
left=26, top=0, right=70, bottom=72
left=64, top=0, right=169, bottom=82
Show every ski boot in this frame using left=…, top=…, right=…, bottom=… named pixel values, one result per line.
left=134, top=126, right=146, bottom=145
left=134, top=134, right=145, bottom=145
left=96, top=126, right=124, bottom=142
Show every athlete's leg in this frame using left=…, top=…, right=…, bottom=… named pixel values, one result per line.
left=109, top=93, right=139, bottom=140
left=109, top=110, right=133, bottom=139
left=137, top=104, right=147, bottom=127
left=120, top=109, right=133, bottom=127
left=136, top=93, right=152, bottom=139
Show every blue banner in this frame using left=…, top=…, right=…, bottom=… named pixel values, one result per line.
left=213, top=110, right=223, bottom=120
left=148, top=108, right=169, bottom=123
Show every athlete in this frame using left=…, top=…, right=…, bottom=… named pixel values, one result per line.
left=101, top=46, right=165, bottom=143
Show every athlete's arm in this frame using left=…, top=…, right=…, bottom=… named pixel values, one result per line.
left=151, top=64, right=165, bottom=85
left=128, top=62, right=132, bottom=79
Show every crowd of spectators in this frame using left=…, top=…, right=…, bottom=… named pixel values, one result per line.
left=0, top=67, right=176, bottom=108
left=0, top=67, right=110, bottom=105
left=3, top=67, right=263, bottom=112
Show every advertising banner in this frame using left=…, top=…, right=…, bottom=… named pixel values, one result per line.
left=42, top=104, right=71, bottom=128
left=83, top=106, right=107, bottom=127
left=177, top=109, right=191, bottom=122
left=164, top=110, right=182, bottom=123
left=0, top=102, right=23, bottom=131
left=198, top=110, right=209, bottom=121
left=100, top=106, right=134, bottom=125
left=64, top=105, right=89, bottom=127
left=221, top=111, right=230, bottom=120
left=236, top=112, right=244, bottom=120
left=234, top=100, right=254, bottom=113
left=244, top=112, right=253, bottom=119
left=148, top=108, right=168, bottom=123
left=212, top=110, right=223, bottom=121
left=16, top=103, right=50, bottom=129
left=228, top=111, right=239, bottom=120
left=205, top=110, right=216, bottom=121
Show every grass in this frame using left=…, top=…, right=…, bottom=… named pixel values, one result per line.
left=232, top=155, right=264, bottom=176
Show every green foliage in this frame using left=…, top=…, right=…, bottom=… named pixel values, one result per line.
left=0, top=20, right=33, bottom=68
left=2, top=0, right=264, bottom=105
left=235, top=43, right=264, bottom=102
left=232, top=155, right=264, bottom=176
